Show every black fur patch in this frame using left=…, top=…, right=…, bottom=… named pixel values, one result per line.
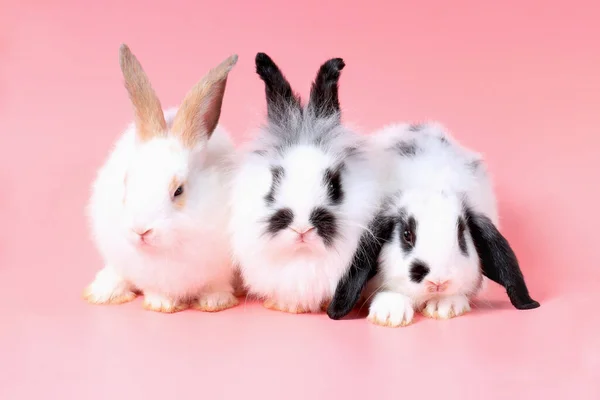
left=344, top=146, right=359, bottom=158
left=264, top=166, right=284, bottom=204
left=266, top=208, right=294, bottom=235
left=439, top=136, right=449, bottom=145
left=327, top=212, right=396, bottom=320
left=468, top=160, right=481, bottom=171
left=309, top=207, right=338, bottom=247
left=398, top=210, right=417, bottom=253
left=409, top=260, right=430, bottom=283
left=324, top=165, right=344, bottom=205
left=253, top=149, right=267, bottom=157
left=408, top=123, right=423, bottom=132
left=394, top=140, right=419, bottom=157
left=457, top=217, right=468, bottom=255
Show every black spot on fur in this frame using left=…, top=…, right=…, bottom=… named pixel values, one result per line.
left=327, top=212, right=396, bottom=320
left=398, top=210, right=417, bottom=253
left=394, top=140, right=419, bottom=157
left=468, top=160, right=481, bottom=171
left=324, top=166, right=344, bottom=205
left=264, top=166, right=284, bottom=204
left=457, top=217, right=468, bottom=255
left=266, top=208, right=294, bottom=235
left=253, top=149, right=267, bottom=157
left=308, top=58, right=345, bottom=119
left=408, top=123, right=423, bottom=132
left=465, top=207, right=540, bottom=310
left=344, top=146, right=359, bottom=158
left=309, top=207, right=338, bottom=247
left=409, top=260, right=430, bottom=283
left=439, top=136, right=449, bottom=145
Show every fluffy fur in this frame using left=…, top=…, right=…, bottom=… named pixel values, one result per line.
left=229, top=53, right=382, bottom=313
left=328, top=122, right=539, bottom=326
left=84, top=44, right=239, bottom=313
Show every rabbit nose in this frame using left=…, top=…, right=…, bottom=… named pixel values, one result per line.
left=425, top=280, right=450, bottom=293
left=132, top=227, right=153, bottom=238
left=292, top=226, right=315, bottom=241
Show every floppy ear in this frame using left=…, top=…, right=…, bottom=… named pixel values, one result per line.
left=255, top=52, right=302, bottom=124
left=308, top=58, right=345, bottom=120
left=171, top=54, right=238, bottom=148
left=327, top=213, right=396, bottom=320
left=465, top=208, right=540, bottom=310
left=119, top=44, right=167, bottom=141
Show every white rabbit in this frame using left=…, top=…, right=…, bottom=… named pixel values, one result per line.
left=83, top=44, right=239, bottom=313
left=327, top=122, right=539, bottom=326
left=229, top=53, right=382, bottom=313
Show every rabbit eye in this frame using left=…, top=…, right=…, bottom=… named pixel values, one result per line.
left=403, top=229, right=414, bottom=246
left=173, top=185, right=184, bottom=197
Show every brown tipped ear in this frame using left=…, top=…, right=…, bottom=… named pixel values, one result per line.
left=171, top=54, right=238, bottom=148
left=119, top=44, right=167, bottom=141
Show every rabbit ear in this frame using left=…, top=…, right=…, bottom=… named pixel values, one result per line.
left=308, top=58, right=345, bottom=120
left=465, top=208, right=540, bottom=310
left=255, top=52, right=302, bottom=125
left=171, top=54, right=238, bottom=148
left=119, top=44, right=167, bottom=141
left=327, top=214, right=396, bottom=320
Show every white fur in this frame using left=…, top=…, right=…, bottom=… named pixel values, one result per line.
left=86, top=108, right=237, bottom=307
left=365, top=122, right=497, bottom=322
left=229, top=120, right=382, bottom=312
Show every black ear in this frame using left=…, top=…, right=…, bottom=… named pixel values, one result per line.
left=308, top=58, right=345, bottom=119
left=255, top=53, right=302, bottom=124
left=465, top=208, right=540, bottom=310
left=327, top=213, right=395, bottom=320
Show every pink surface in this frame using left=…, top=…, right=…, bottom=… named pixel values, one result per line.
left=1, top=0, right=599, bottom=398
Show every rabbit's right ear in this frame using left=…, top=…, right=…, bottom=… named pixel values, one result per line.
left=171, top=54, right=238, bottom=148
left=327, top=213, right=396, bottom=320
left=255, top=53, right=302, bottom=125
left=119, top=44, right=167, bottom=141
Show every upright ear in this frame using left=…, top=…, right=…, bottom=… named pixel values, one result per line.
left=327, top=213, right=396, bottom=320
left=308, top=58, right=345, bottom=120
left=171, top=54, right=238, bottom=148
left=465, top=208, right=540, bottom=310
left=119, top=44, right=167, bottom=141
left=255, top=52, right=302, bottom=124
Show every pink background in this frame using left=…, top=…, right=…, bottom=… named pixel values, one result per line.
left=1, top=0, right=599, bottom=398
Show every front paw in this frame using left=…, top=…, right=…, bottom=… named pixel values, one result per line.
left=367, top=292, right=415, bottom=327
left=193, top=292, right=239, bottom=312
left=263, top=299, right=310, bottom=314
left=142, top=293, right=188, bottom=313
left=421, top=295, right=470, bottom=319
left=83, top=267, right=137, bottom=305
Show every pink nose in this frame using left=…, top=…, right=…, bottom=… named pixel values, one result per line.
left=294, top=227, right=315, bottom=242
left=425, top=280, right=450, bottom=293
left=133, top=228, right=152, bottom=238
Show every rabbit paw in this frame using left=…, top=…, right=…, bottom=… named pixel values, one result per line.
left=263, top=299, right=310, bottom=314
left=193, top=292, right=239, bottom=312
left=421, top=295, right=470, bottom=319
left=368, top=292, right=415, bottom=327
left=143, top=293, right=188, bottom=313
left=83, top=266, right=137, bottom=305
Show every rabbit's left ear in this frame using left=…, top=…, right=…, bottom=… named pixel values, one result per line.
left=308, top=58, right=345, bottom=120
left=327, top=213, right=395, bottom=320
left=171, top=54, right=238, bottom=148
left=465, top=208, right=540, bottom=310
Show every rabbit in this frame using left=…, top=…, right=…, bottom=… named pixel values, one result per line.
left=327, top=122, right=540, bottom=326
left=228, top=53, right=382, bottom=314
left=83, top=44, right=240, bottom=313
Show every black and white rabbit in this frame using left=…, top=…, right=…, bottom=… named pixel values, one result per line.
left=327, top=122, right=540, bottom=326
left=229, top=53, right=382, bottom=313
